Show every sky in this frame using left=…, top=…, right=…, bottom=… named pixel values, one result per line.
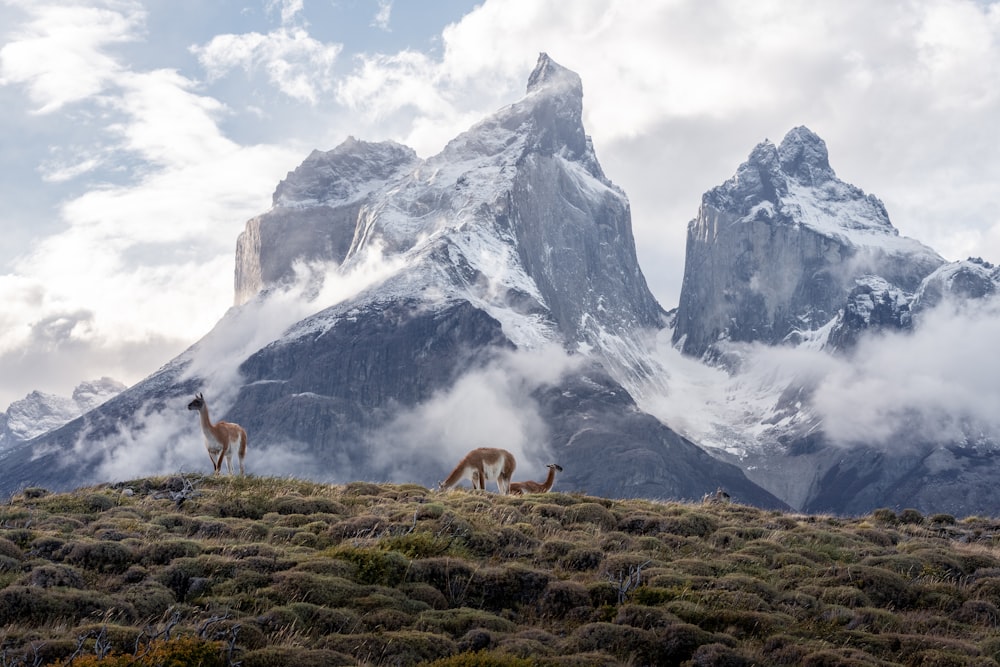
left=2, top=0, right=1000, bottom=412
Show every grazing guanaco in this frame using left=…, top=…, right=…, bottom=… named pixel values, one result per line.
left=509, top=463, right=563, bottom=496
left=187, top=393, right=247, bottom=476
left=438, top=447, right=516, bottom=494
left=701, top=487, right=731, bottom=504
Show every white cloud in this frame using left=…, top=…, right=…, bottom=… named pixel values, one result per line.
left=267, top=0, right=304, bottom=26
left=366, top=343, right=583, bottom=487
left=0, top=1, right=143, bottom=113
left=813, top=298, right=1000, bottom=445
left=372, top=0, right=392, bottom=31
left=191, top=27, right=342, bottom=104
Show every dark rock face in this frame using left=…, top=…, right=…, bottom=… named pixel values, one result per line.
left=533, top=369, right=786, bottom=507
left=673, top=126, right=943, bottom=358
left=228, top=299, right=514, bottom=463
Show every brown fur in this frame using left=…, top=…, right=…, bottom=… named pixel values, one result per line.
left=508, top=463, right=562, bottom=496
left=438, top=447, right=516, bottom=494
left=187, top=393, right=247, bottom=476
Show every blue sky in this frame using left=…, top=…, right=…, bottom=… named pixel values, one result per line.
left=1, top=0, right=999, bottom=410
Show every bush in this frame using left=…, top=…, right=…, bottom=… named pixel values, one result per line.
left=140, top=539, right=202, bottom=565
left=0, top=536, right=24, bottom=560
left=266, top=570, right=362, bottom=608
left=331, top=546, right=409, bottom=586
left=689, top=643, right=753, bottom=667
left=39, top=636, right=225, bottom=667
left=564, top=503, right=618, bottom=530
left=19, top=564, right=86, bottom=589
left=273, top=496, right=346, bottom=515
left=0, top=586, right=132, bottom=625
left=538, top=580, right=591, bottom=619
left=559, top=547, right=604, bottom=571
left=898, top=508, right=925, bottom=524
left=571, top=621, right=709, bottom=667
left=414, top=608, right=517, bottom=637
left=869, top=508, right=898, bottom=525
left=319, top=630, right=457, bottom=665
left=466, top=564, right=550, bottom=612
left=62, top=540, right=134, bottom=573
left=241, top=647, right=355, bottom=667
left=422, top=651, right=537, bottom=667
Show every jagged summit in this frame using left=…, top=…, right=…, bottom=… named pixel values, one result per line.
left=674, top=126, right=943, bottom=357
left=777, top=126, right=834, bottom=185
left=526, top=52, right=582, bottom=95
left=271, top=138, right=417, bottom=208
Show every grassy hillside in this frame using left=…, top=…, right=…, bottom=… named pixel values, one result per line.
left=2, top=475, right=1000, bottom=666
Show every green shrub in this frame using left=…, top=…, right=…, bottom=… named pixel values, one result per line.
left=869, top=508, right=898, bottom=525
left=822, top=566, right=916, bottom=609
left=120, top=581, right=175, bottom=619
left=328, top=514, right=382, bottom=539
left=466, top=564, right=550, bottom=612
left=929, top=513, right=957, bottom=526
left=407, top=558, right=477, bottom=606
left=40, top=636, right=226, bottom=667
left=273, top=495, right=345, bottom=515
left=240, top=647, right=355, bottom=667
left=266, top=570, right=361, bottom=607
left=331, top=545, right=409, bottom=586
left=62, top=540, right=134, bottom=573
left=0, top=536, right=24, bottom=560
left=140, top=539, right=202, bottom=565
left=898, top=508, right=925, bottom=524
left=360, top=607, right=413, bottom=632
left=287, top=602, right=359, bottom=636
left=422, top=651, right=536, bottom=666
left=414, top=608, right=517, bottom=637
left=689, top=643, right=753, bottom=667
left=572, top=621, right=710, bottom=666
left=19, top=564, right=86, bottom=588
left=0, top=585, right=132, bottom=625
left=564, top=503, right=618, bottom=530
left=538, top=580, right=591, bottom=619
left=382, top=531, right=452, bottom=558
left=319, top=630, right=457, bottom=665
left=559, top=546, right=604, bottom=571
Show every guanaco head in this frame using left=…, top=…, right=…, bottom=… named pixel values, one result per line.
left=187, top=393, right=205, bottom=411
left=547, top=464, right=563, bottom=472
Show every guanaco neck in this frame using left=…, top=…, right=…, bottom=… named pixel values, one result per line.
left=197, top=405, right=218, bottom=438
left=541, top=466, right=557, bottom=491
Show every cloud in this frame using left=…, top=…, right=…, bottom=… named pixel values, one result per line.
left=0, top=5, right=304, bottom=410
left=640, top=293, right=1000, bottom=455
left=812, top=297, right=1000, bottom=445
left=191, top=27, right=342, bottom=104
left=371, top=0, right=393, bottom=31
left=365, top=343, right=583, bottom=488
left=0, top=1, right=143, bottom=113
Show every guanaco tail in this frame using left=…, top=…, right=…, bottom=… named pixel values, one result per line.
left=438, top=447, right=516, bottom=495
left=187, top=393, right=247, bottom=476
left=508, top=463, right=563, bottom=496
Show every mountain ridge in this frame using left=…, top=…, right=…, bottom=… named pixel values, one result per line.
left=4, top=55, right=999, bottom=518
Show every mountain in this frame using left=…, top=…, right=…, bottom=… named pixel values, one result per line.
left=0, top=54, right=783, bottom=510
left=656, top=128, right=1000, bottom=516
left=6, top=57, right=996, bottom=517
left=672, top=126, right=944, bottom=359
left=0, top=377, right=125, bottom=453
